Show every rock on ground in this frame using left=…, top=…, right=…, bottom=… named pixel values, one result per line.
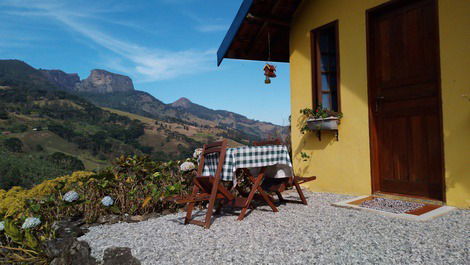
left=79, top=192, right=470, bottom=265
left=103, top=247, right=141, bottom=265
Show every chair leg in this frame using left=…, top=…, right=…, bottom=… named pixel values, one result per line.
left=276, top=191, right=285, bottom=203
left=185, top=185, right=199, bottom=224
left=249, top=175, right=278, bottom=212
left=238, top=174, right=263, bottom=221
left=203, top=177, right=220, bottom=229
left=293, top=179, right=308, bottom=205
left=214, top=200, right=223, bottom=215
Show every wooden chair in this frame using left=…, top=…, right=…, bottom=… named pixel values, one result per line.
left=167, top=140, right=235, bottom=229
left=253, top=139, right=316, bottom=205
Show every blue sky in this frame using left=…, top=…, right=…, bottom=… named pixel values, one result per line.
left=0, top=0, right=291, bottom=125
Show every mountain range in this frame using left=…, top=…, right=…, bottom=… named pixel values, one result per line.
left=37, top=63, right=285, bottom=141
left=0, top=59, right=286, bottom=187
left=0, top=59, right=287, bottom=188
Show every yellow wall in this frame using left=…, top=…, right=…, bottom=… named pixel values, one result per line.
left=438, top=0, right=470, bottom=208
left=289, top=0, right=470, bottom=208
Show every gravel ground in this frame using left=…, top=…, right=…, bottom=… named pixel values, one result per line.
left=79, top=192, right=469, bottom=265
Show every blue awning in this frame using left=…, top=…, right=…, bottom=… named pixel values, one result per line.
left=217, top=0, right=254, bottom=66
left=217, top=0, right=301, bottom=66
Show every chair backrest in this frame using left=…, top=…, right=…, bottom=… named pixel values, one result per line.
left=196, top=140, right=228, bottom=180
left=253, top=139, right=281, bottom=146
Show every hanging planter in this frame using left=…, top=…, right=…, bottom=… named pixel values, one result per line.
left=263, top=64, right=276, bottom=84
left=306, top=116, right=340, bottom=130
left=300, top=106, right=343, bottom=141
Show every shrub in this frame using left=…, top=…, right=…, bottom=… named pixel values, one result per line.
left=47, top=152, right=85, bottom=171
left=0, top=156, right=196, bottom=263
left=0, top=109, right=9, bottom=120
left=3, top=137, right=23, bottom=152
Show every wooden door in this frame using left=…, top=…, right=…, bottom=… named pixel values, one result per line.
left=367, top=0, right=444, bottom=200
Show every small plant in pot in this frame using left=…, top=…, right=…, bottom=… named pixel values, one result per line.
left=300, top=106, right=343, bottom=133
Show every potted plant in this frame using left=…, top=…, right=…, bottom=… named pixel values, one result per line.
left=300, top=106, right=343, bottom=133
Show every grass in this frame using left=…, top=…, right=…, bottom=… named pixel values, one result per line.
left=9, top=131, right=109, bottom=170
left=102, top=107, right=246, bottom=147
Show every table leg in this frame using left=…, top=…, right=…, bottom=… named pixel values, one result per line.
left=237, top=168, right=278, bottom=221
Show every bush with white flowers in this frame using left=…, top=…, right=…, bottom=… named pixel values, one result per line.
left=0, top=221, right=4, bottom=231
left=180, top=161, right=196, bottom=172
left=193, top=148, right=203, bottom=158
left=63, top=190, right=79, bottom=202
left=21, top=217, right=41, bottom=229
left=101, top=196, right=114, bottom=207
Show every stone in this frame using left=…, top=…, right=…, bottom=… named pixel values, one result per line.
left=52, top=220, right=85, bottom=238
left=143, top=212, right=161, bottom=220
left=50, top=257, right=67, bottom=265
left=46, top=239, right=97, bottom=265
left=161, top=209, right=172, bottom=215
left=129, top=215, right=145, bottom=222
left=97, top=214, right=120, bottom=224
left=102, top=247, right=141, bottom=265
left=43, top=236, right=75, bottom=258
left=69, top=240, right=97, bottom=265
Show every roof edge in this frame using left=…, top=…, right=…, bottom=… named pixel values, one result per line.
left=217, top=0, right=254, bottom=66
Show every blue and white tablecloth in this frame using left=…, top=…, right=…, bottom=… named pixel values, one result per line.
left=201, top=145, right=293, bottom=182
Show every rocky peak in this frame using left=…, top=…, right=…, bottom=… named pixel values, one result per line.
left=76, top=69, right=134, bottom=93
left=39, top=69, right=80, bottom=90
left=171, top=97, right=193, bottom=108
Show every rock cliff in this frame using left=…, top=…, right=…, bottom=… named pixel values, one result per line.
left=76, top=69, right=134, bottom=93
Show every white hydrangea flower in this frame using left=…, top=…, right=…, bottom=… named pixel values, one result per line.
left=193, top=148, right=203, bottom=158
left=180, top=161, right=196, bottom=172
left=101, top=196, right=114, bottom=207
left=0, top=221, right=4, bottom=231
left=63, top=190, right=79, bottom=202
left=21, top=217, right=41, bottom=229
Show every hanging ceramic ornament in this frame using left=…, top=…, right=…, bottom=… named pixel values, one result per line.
left=263, top=64, right=277, bottom=84
left=263, top=31, right=277, bottom=84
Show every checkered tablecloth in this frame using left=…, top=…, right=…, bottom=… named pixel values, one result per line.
left=201, top=145, right=293, bottom=181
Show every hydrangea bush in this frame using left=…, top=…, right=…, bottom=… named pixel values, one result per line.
left=62, top=190, right=79, bottom=202
left=0, top=155, right=196, bottom=264
left=193, top=148, right=203, bottom=159
left=21, top=217, right=41, bottom=229
left=101, top=196, right=114, bottom=207
left=180, top=161, right=196, bottom=172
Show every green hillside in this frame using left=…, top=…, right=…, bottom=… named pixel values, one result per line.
left=0, top=87, right=202, bottom=189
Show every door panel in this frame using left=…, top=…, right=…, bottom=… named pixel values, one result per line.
left=368, top=0, right=444, bottom=200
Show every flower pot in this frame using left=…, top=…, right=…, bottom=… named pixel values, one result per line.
left=306, top=117, right=339, bottom=131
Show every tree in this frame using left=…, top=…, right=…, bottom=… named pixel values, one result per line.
left=47, top=152, right=85, bottom=171
left=0, top=109, right=8, bottom=120
left=3, top=137, right=23, bottom=152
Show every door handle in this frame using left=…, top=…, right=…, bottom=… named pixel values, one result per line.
left=375, top=96, right=385, bottom=112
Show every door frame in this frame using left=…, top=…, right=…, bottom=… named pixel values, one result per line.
left=365, top=0, right=446, bottom=201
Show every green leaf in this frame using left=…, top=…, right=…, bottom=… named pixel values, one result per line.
left=30, top=204, right=41, bottom=213
left=4, top=220, right=23, bottom=243
left=24, top=231, right=39, bottom=249
left=109, top=205, right=121, bottom=214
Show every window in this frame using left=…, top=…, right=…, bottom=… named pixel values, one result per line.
left=311, top=21, right=340, bottom=112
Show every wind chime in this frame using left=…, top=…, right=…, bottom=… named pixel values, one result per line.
left=264, top=31, right=277, bottom=84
